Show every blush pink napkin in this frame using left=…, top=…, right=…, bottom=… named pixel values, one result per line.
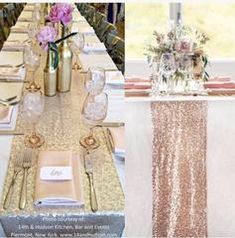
left=109, top=127, right=125, bottom=153
left=0, top=67, right=25, bottom=80
left=2, top=41, right=25, bottom=51
left=0, top=106, right=13, bottom=123
left=34, top=151, right=84, bottom=207
left=205, top=76, right=235, bottom=95
left=125, top=77, right=151, bottom=97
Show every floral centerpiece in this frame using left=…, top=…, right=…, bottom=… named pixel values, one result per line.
left=46, top=3, right=75, bottom=93
left=46, top=3, right=77, bottom=92
left=147, top=25, right=210, bottom=82
left=47, top=3, right=73, bottom=27
left=37, top=3, right=77, bottom=96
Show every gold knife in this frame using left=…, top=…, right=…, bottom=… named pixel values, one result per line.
left=100, top=122, right=125, bottom=128
left=106, top=128, right=115, bottom=153
left=0, top=131, right=24, bottom=136
left=84, top=151, right=98, bottom=213
left=0, top=80, right=29, bottom=83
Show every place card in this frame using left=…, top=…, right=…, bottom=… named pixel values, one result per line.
left=40, top=166, right=72, bottom=181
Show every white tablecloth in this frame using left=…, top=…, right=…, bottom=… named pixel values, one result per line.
left=125, top=98, right=235, bottom=237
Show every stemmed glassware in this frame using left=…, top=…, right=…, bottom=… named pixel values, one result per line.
left=79, top=93, right=108, bottom=150
left=28, top=22, right=38, bottom=47
left=149, top=58, right=160, bottom=96
left=32, top=4, right=41, bottom=26
left=159, top=53, right=176, bottom=94
left=24, top=45, right=41, bottom=92
left=85, top=67, right=106, bottom=95
left=70, top=32, right=85, bottom=70
left=21, top=91, right=44, bottom=149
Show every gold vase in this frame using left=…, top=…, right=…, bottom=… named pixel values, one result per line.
left=44, top=49, right=57, bottom=97
left=57, top=26, right=73, bottom=93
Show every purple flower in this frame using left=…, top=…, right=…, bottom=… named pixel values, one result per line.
left=37, top=26, right=57, bottom=50
left=47, top=3, right=73, bottom=26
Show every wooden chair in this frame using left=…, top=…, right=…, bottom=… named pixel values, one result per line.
left=96, top=20, right=117, bottom=42
left=93, top=12, right=106, bottom=29
left=105, top=33, right=125, bottom=73
left=86, top=5, right=96, bottom=26
left=2, top=5, right=15, bottom=27
left=0, top=9, right=9, bottom=40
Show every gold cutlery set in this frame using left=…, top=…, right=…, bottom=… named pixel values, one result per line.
left=3, top=149, right=32, bottom=210
left=83, top=122, right=123, bottom=212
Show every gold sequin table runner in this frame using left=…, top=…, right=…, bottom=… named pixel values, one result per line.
left=151, top=101, right=207, bottom=237
left=0, top=51, right=124, bottom=237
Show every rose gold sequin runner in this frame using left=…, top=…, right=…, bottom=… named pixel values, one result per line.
left=151, top=101, right=207, bottom=237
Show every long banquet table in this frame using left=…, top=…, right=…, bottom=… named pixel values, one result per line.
left=0, top=4, right=124, bottom=237
left=125, top=94, right=235, bottom=237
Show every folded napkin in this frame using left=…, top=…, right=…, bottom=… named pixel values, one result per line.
left=0, top=51, right=23, bottom=66
left=18, top=18, right=32, bottom=22
left=108, top=127, right=125, bottom=158
left=79, top=27, right=95, bottom=35
left=2, top=41, right=25, bottom=51
left=209, top=76, right=231, bottom=82
left=83, top=43, right=106, bottom=53
left=207, top=89, right=235, bottom=96
left=125, top=77, right=151, bottom=97
left=7, top=33, right=28, bottom=43
left=204, top=82, right=235, bottom=89
left=79, top=53, right=117, bottom=72
left=0, top=106, right=17, bottom=130
left=0, top=106, right=13, bottom=122
left=18, top=12, right=33, bottom=22
left=0, top=67, right=25, bottom=81
left=105, top=71, right=124, bottom=91
left=34, top=151, right=84, bottom=207
left=11, top=27, right=28, bottom=34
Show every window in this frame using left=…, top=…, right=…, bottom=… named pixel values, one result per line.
left=126, top=2, right=235, bottom=59
left=125, top=3, right=168, bottom=59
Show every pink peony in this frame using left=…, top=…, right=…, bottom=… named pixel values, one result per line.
left=47, top=3, right=73, bottom=26
left=37, top=26, right=57, bottom=50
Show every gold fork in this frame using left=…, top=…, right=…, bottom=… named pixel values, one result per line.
left=19, top=150, right=32, bottom=210
left=3, top=156, right=22, bottom=210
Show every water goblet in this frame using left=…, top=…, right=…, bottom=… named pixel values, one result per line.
left=70, top=32, right=85, bottom=70
left=79, top=93, right=108, bottom=150
left=21, top=91, right=44, bottom=149
left=85, top=67, right=106, bottom=96
left=159, top=53, right=176, bottom=95
left=24, top=45, right=41, bottom=92
left=149, top=58, right=160, bottom=97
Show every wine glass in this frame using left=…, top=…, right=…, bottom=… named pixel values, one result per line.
left=24, top=45, right=41, bottom=92
left=79, top=93, right=108, bottom=150
left=159, top=53, right=176, bottom=94
left=175, top=53, right=193, bottom=93
left=178, top=53, right=194, bottom=93
left=21, top=91, right=44, bottom=149
left=149, top=58, right=160, bottom=96
left=28, top=22, right=38, bottom=47
left=85, top=67, right=106, bottom=96
left=70, top=32, right=85, bottom=70
left=32, top=5, right=41, bottom=25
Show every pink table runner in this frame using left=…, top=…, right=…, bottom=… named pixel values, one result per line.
left=151, top=101, right=207, bottom=237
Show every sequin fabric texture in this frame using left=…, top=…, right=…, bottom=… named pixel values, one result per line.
left=151, top=101, right=208, bottom=237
